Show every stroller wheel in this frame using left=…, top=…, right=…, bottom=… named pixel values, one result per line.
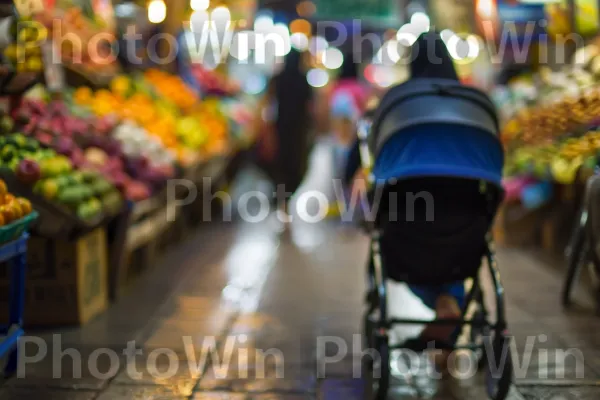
left=484, top=333, right=513, bottom=400
left=363, top=332, right=390, bottom=400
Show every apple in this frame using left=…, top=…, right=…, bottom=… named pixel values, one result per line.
left=55, top=137, right=75, bottom=156
left=16, top=159, right=42, bottom=184
left=35, top=131, right=54, bottom=146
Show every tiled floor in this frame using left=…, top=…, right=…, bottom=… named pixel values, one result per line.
left=2, top=145, right=600, bottom=399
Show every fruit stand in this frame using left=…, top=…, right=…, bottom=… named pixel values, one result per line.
left=493, top=57, right=600, bottom=251
left=0, top=1, right=255, bottom=323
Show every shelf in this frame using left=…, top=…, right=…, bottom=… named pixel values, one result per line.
left=0, top=233, right=28, bottom=264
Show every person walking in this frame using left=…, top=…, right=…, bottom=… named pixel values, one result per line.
left=251, top=49, right=314, bottom=226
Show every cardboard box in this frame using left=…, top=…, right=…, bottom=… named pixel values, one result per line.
left=0, top=228, right=108, bottom=327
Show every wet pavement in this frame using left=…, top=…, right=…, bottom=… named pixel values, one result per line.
left=3, top=144, right=600, bottom=399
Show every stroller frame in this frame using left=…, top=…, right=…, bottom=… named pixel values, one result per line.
left=356, top=118, right=514, bottom=400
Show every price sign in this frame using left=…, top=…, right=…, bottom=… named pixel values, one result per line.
left=41, top=41, right=64, bottom=92
left=13, top=0, right=44, bottom=17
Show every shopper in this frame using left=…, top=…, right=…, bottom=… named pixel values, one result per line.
left=252, top=49, right=313, bottom=224
left=346, top=32, right=465, bottom=364
left=327, top=52, right=370, bottom=216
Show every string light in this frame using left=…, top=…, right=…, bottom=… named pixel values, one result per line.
left=190, top=0, right=209, bottom=12
left=148, top=0, right=167, bottom=24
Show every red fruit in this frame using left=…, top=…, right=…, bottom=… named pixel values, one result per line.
left=37, top=119, right=52, bottom=133
left=35, top=131, right=53, bottom=146
left=16, top=159, right=41, bottom=184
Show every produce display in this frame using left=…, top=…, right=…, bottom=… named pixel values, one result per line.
left=505, top=131, right=600, bottom=183
left=12, top=97, right=172, bottom=201
left=499, top=59, right=600, bottom=183
left=502, top=90, right=600, bottom=146
left=73, top=72, right=231, bottom=163
left=35, top=7, right=118, bottom=77
left=2, top=16, right=45, bottom=74
left=0, top=133, right=122, bottom=222
left=191, top=65, right=241, bottom=97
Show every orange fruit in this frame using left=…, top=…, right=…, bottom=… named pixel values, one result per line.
left=10, top=201, right=23, bottom=220
left=4, top=193, right=16, bottom=204
left=0, top=206, right=15, bottom=224
left=0, top=180, right=7, bottom=196
left=17, top=198, right=32, bottom=215
left=0, top=213, right=5, bottom=227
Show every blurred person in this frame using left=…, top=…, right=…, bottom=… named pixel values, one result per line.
left=327, top=52, right=370, bottom=216
left=345, top=32, right=466, bottom=368
left=251, top=49, right=313, bottom=226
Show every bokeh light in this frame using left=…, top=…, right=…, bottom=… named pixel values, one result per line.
left=254, top=13, right=274, bottom=31
left=322, top=47, right=343, bottom=69
left=290, top=19, right=311, bottom=36
left=307, top=68, right=329, bottom=87
left=309, top=36, right=328, bottom=55
left=190, top=0, right=209, bottom=12
left=291, top=32, right=309, bottom=51
left=148, top=0, right=166, bottom=24
left=296, top=1, right=317, bottom=17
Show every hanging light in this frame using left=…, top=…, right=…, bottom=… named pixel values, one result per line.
left=148, top=0, right=167, bottom=24
left=190, top=0, right=209, bottom=12
left=309, top=36, right=328, bottom=55
left=290, top=19, right=311, bottom=36
left=321, top=47, right=343, bottom=69
left=410, top=12, right=430, bottom=33
left=296, top=1, right=316, bottom=17
left=307, top=68, right=329, bottom=87
left=291, top=32, right=309, bottom=51
left=211, top=5, right=231, bottom=28
left=254, top=11, right=274, bottom=31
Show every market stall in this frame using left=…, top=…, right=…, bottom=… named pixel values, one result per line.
left=0, top=1, right=255, bottom=325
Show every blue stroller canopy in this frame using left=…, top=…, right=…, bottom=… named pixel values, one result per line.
left=369, top=78, right=504, bottom=187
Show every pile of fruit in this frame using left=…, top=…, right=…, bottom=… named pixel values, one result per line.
left=190, top=65, right=240, bottom=97
left=0, top=179, right=33, bottom=227
left=2, top=17, right=45, bottom=73
left=143, top=69, right=198, bottom=111
left=73, top=74, right=231, bottom=161
left=0, top=133, right=122, bottom=222
left=503, top=90, right=600, bottom=146
left=33, top=169, right=121, bottom=221
left=194, top=99, right=230, bottom=156
left=12, top=98, right=171, bottom=201
left=73, top=80, right=199, bottom=165
left=35, top=7, right=118, bottom=75
left=505, top=131, right=600, bottom=183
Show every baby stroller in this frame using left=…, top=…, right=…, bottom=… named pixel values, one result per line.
left=359, top=79, right=512, bottom=399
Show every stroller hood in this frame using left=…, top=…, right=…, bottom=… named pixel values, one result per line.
left=369, top=78, right=504, bottom=186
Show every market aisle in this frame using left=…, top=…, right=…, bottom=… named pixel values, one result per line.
left=3, top=142, right=600, bottom=399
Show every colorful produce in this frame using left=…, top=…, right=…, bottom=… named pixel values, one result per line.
left=143, top=69, right=198, bottom=111
left=33, top=169, right=121, bottom=221
left=505, top=130, right=600, bottom=183
left=0, top=133, right=123, bottom=220
left=73, top=73, right=231, bottom=162
left=2, top=17, right=45, bottom=73
left=12, top=98, right=169, bottom=200
left=35, top=7, right=118, bottom=75
left=191, top=65, right=241, bottom=96
left=0, top=179, right=34, bottom=226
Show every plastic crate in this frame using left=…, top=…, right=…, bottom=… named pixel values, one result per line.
left=0, top=211, right=39, bottom=245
